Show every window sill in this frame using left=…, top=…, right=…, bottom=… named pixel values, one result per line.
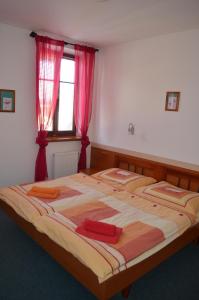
left=47, top=136, right=81, bottom=143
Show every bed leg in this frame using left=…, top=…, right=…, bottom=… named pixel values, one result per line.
left=121, top=284, right=132, bottom=298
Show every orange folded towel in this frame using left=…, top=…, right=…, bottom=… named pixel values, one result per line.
left=27, top=186, right=60, bottom=199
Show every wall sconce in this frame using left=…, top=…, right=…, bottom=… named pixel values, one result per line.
left=128, top=123, right=135, bottom=135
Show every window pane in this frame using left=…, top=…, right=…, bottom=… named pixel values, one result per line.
left=39, top=79, right=54, bottom=130
left=46, top=122, right=53, bottom=131
left=60, top=58, right=75, bottom=83
left=40, top=60, right=54, bottom=80
left=39, top=79, right=53, bottom=103
left=58, top=82, right=74, bottom=131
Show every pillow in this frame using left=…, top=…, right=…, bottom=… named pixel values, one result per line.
left=136, top=181, right=199, bottom=216
left=91, top=168, right=156, bottom=192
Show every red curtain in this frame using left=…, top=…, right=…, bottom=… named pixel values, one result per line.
left=35, top=36, right=64, bottom=181
left=74, top=45, right=95, bottom=171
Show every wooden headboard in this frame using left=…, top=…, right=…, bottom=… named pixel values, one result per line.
left=90, top=145, right=199, bottom=192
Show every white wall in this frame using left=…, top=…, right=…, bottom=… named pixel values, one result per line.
left=1, top=23, right=198, bottom=187
left=0, top=23, right=80, bottom=187
left=0, top=23, right=37, bottom=187
left=91, top=29, right=199, bottom=165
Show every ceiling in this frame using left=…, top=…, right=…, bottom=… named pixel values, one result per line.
left=0, top=0, right=199, bottom=47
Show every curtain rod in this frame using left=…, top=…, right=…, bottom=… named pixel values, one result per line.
left=29, top=31, right=99, bottom=52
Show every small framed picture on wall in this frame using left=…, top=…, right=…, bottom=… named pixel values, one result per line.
left=0, top=89, right=15, bottom=112
left=165, top=91, right=180, bottom=112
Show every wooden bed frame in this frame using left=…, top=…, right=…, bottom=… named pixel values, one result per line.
left=90, top=145, right=199, bottom=192
left=1, top=145, right=199, bottom=300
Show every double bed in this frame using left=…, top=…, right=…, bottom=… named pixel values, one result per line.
left=0, top=145, right=199, bottom=300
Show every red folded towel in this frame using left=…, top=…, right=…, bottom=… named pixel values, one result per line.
left=76, top=225, right=122, bottom=244
left=83, top=219, right=117, bottom=236
left=76, top=219, right=123, bottom=244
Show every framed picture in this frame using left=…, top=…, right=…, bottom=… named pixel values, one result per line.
left=165, top=91, right=180, bottom=112
left=0, top=89, right=15, bottom=112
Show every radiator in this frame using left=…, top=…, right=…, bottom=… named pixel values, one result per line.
left=52, top=151, right=79, bottom=179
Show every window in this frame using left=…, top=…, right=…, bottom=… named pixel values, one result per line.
left=48, top=54, right=75, bottom=136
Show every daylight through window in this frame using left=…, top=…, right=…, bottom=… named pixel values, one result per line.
left=48, top=55, right=75, bottom=136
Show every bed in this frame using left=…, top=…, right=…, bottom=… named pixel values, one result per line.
left=0, top=145, right=199, bottom=300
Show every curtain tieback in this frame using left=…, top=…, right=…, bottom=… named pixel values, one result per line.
left=81, top=135, right=90, bottom=148
left=36, top=130, right=48, bottom=148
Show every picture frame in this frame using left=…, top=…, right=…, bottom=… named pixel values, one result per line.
left=0, top=89, right=15, bottom=112
left=165, top=91, right=180, bottom=112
